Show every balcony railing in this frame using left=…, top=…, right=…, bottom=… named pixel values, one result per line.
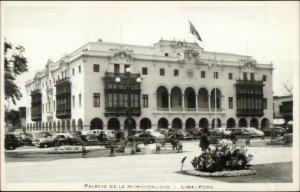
left=236, top=79, right=264, bottom=85
left=104, top=107, right=141, bottom=117
left=237, top=109, right=264, bottom=117
left=155, top=107, right=224, bottom=113
left=56, top=109, right=71, bottom=119
left=56, top=76, right=70, bottom=85
left=31, top=114, right=42, bottom=121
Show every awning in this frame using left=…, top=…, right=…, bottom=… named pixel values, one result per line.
left=287, top=121, right=293, bottom=125
left=273, top=118, right=285, bottom=125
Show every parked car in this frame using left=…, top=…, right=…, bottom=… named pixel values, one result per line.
left=80, top=134, right=100, bottom=145
left=245, top=127, right=264, bottom=137
left=262, top=127, right=287, bottom=136
left=186, top=128, right=202, bottom=139
left=18, top=132, right=34, bottom=145
left=5, top=133, right=23, bottom=150
left=174, top=130, right=193, bottom=140
left=35, top=133, right=84, bottom=148
left=80, top=130, right=94, bottom=135
left=214, top=128, right=232, bottom=136
left=90, top=129, right=103, bottom=136
left=129, top=131, right=165, bottom=144
left=206, top=130, right=222, bottom=144
left=230, top=128, right=252, bottom=137
left=31, top=131, right=50, bottom=146
left=157, top=129, right=169, bottom=136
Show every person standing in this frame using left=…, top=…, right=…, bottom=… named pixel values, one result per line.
left=199, top=133, right=209, bottom=153
left=82, top=144, right=87, bottom=158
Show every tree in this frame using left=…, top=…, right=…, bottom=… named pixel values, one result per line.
left=4, top=40, right=28, bottom=105
left=5, top=109, right=21, bottom=126
left=281, top=80, right=293, bottom=96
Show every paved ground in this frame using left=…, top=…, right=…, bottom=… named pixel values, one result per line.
left=4, top=140, right=292, bottom=184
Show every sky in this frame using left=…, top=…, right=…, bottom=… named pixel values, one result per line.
left=2, top=1, right=299, bottom=109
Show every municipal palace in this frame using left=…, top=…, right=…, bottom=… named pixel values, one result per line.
left=24, top=39, right=274, bottom=132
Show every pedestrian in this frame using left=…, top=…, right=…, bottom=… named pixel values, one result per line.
left=199, top=133, right=209, bottom=153
left=156, top=142, right=161, bottom=153
left=109, top=140, right=115, bottom=156
left=82, top=144, right=87, bottom=158
left=245, top=137, right=251, bottom=147
left=230, top=132, right=237, bottom=145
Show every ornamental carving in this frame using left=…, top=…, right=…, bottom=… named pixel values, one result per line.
left=109, top=46, right=134, bottom=63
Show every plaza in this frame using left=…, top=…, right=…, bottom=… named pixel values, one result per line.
left=5, top=139, right=292, bottom=184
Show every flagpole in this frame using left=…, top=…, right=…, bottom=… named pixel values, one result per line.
left=120, top=22, right=122, bottom=47
left=187, top=18, right=190, bottom=49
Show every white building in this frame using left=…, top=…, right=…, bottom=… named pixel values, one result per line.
left=24, top=39, right=274, bottom=132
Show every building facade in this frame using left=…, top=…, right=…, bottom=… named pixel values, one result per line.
left=24, top=40, right=274, bottom=132
left=273, top=95, right=293, bottom=125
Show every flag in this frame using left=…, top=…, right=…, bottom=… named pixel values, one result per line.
left=189, top=21, right=202, bottom=42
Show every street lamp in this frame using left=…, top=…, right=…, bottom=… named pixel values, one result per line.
left=114, top=67, right=142, bottom=136
left=208, top=56, right=223, bottom=129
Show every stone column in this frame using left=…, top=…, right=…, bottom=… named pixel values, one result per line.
left=182, top=94, right=185, bottom=111
left=208, top=95, right=211, bottom=112
left=195, top=94, right=198, bottom=111
left=168, top=94, right=171, bottom=111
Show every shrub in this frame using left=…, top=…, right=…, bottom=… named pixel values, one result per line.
left=191, top=145, right=253, bottom=172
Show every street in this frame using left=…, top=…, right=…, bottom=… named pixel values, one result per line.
left=4, top=140, right=293, bottom=183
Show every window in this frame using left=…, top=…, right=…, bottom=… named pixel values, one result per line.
left=142, top=94, right=148, bottom=108
left=142, top=67, right=148, bottom=75
left=114, top=64, right=120, bottom=74
left=201, top=71, right=206, bottom=78
left=79, top=94, right=82, bottom=107
left=174, top=69, right=179, bottom=76
left=264, top=98, right=267, bottom=109
left=93, top=64, right=99, bottom=72
left=160, top=68, right=165, bottom=76
left=53, top=101, right=55, bottom=111
left=262, top=75, right=267, bottom=81
left=42, top=104, right=44, bottom=113
left=93, top=93, right=100, bottom=107
left=229, top=97, right=233, bottom=109
left=72, top=68, right=75, bottom=76
left=124, top=64, right=130, bottom=73
left=250, top=73, right=255, bottom=81
left=228, top=73, right=233, bottom=80
left=243, top=72, right=247, bottom=80
left=213, top=72, right=218, bottom=79
left=164, top=53, right=169, bottom=57
left=72, top=95, right=75, bottom=108
left=61, top=71, right=64, bottom=78
left=79, top=65, right=81, bottom=73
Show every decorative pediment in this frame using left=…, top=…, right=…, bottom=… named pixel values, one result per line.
left=59, top=55, right=70, bottom=70
left=109, top=46, right=134, bottom=63
left=239, top=58, right=257, bottom=71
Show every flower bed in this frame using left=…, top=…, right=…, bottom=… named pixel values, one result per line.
left=191, top=144, right=254, bottom=173
left=185, top=168, right=256, bottom=177
left=45, top=145, right=88, bottom=154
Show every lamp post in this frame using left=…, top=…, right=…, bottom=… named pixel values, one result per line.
left=208, top=55, right=223, bottom=129
left=114, top=67, right=142, bottom=136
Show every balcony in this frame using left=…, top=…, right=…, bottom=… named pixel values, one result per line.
left=30, top=89, right=41, bottom=96
left=31, top=114, right=41, bottom=121
left=236, top=109, right=264, bottom=117
left=56, top=76, right=70, bottom=85
left=154, top=107, right=225, bottom=115
left=56, top=109, right=71, bottom=119
left=236, top=79, right=264, bottom=86
left=104, top=107, right=141, bottom=117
